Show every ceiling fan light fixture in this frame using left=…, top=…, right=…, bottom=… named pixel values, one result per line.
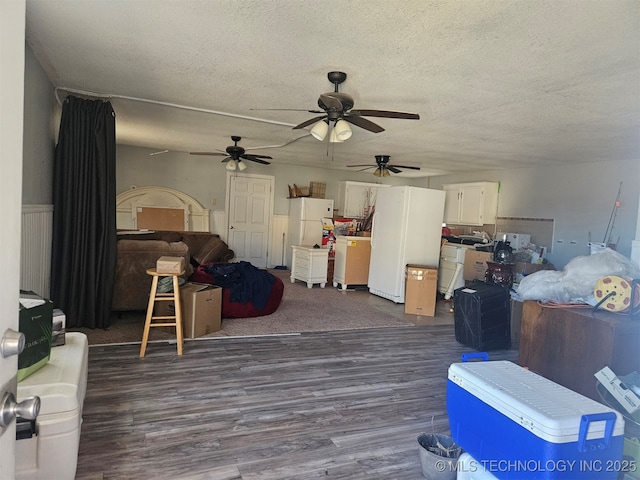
left=237, top=160, right=247, bottom=171
left=383, top=168, right=390, bottom=177
left=310, top=120, right=329, bottom=141
left=329, top=127, right=344, bottom=143
left=334, top=119, right=352, bottom=140
left=226, top=160, right=237, bottom=171
left=373, top=167, right=382, bottom=177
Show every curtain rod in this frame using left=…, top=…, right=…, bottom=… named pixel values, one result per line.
left=54, top=86, right=298, bottom=128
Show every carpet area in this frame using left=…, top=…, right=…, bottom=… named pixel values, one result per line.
left=69, top=268, right=428, bottom=345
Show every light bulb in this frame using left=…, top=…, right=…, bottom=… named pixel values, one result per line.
left=329, top=127, right=344, bottom=143
left=237, top=160, right=247, bottom=171
left=373, top=168, right=382, bottom=177
left=310, top=120, right=329, bottom=141
left=226, top=160, right=237, bottom=171
left=334, top=119, right=352, bottom=141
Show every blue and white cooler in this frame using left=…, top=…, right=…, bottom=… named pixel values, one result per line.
left=447, top=360, right=625, bottom=480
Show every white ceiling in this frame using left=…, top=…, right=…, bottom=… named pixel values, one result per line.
left=25, top=0, right=640, bottom=178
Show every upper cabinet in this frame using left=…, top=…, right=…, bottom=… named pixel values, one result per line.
left=338, top=181, right=390, bottom=218
left=442, top=182, right=499, bottom=226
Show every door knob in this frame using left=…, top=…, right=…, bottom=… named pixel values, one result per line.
left=229, top=226, right=234, bottom=229
left=0, top=392, right=40, bottom=429
left=1, top=329, right=25, bottom=358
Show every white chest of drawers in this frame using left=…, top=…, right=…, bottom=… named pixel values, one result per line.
left=290, top=245, right=329, bottom=288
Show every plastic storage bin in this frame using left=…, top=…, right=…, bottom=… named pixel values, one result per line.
left=447, top=360, right=625, bottom=479
left=16, top=332, right=89, bottom=480
left=453, top=282, right=510, bottom=350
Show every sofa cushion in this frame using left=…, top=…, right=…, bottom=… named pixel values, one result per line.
left=192, top=236, right=234, bottom=265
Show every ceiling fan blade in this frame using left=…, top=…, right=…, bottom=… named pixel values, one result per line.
left=242, top=153, right=272, bottom=162
left=243, top=153, right=273, bottom=160
left=220, top=157, right=233, bottom=163
left=319, top=93, right=343, bottom=111
left=242, top=156, right=271, bottom=165
left=387, top=166, right=402, bottom=174
left=190, top=152, right=227, bottom=156
left=349, top=109, right=420, bottom=120
left=392, top=164, right=421, bottom=170
left=293, top=115, right=327, bottom=130
left=250, top=108, right=325, bottom=114
left=343, top=115, right=385, bottom=133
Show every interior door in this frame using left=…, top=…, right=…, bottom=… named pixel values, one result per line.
left=1, top=1, right=25, bottom=475
left=226, top=173, right=274, bottom=268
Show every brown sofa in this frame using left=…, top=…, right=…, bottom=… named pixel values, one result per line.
left=112, top=231, right=234, bottom=312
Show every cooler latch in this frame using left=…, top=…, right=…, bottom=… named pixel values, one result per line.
left=16, top=417, right=37, bottom=440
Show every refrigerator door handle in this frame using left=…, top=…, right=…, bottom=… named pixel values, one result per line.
left=370, top=212, right=377, bottom=249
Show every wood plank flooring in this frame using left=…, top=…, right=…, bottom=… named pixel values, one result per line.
left=76, top=325, right=518, bottom=480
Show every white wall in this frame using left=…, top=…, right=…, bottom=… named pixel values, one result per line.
left=22, top=44, right=56, bottom=205
left=424, top=159, right=639, bottom=269
left=115, top=145, right=416, bottom=216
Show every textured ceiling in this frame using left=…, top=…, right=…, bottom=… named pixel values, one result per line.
left=25, top=0, right=640, bottom=177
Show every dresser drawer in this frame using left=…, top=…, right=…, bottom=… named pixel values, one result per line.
left=294, top=256, right=310, bottom=270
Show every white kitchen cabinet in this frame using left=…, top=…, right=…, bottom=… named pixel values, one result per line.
left=442, top=182, right=499, bottom=226
left=337, top=181, right=389, bottom=218
left=290, top=245, right=329, bottom=288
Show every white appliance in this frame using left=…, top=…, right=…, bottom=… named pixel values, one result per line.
left=368, top=186, right=445, bottom=303
left=438, top=243, right=473, bottom=298
left=287, top=197, right=334, bottom=267
left=496, top=232, right=531, bottom=251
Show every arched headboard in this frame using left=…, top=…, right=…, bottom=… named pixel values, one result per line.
left=116, top=186, right=210, bottom=232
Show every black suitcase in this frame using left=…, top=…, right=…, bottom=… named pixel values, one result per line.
left=453, top=281, right=511, bottom=350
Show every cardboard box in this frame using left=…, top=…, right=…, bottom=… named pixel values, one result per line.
left=18, top=291, right=53, bottom=382
left=156, top=283, right=223, bottom=338
left=463, top=251, right=492, bottom=281
left=156, top=256, right=185, bottom=274
left=514, top=261, right=555, bottom=276
left=405, top=265, right=438, bottom=316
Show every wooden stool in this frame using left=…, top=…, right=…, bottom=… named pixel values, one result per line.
left=140, top=268, right=185, bottom=357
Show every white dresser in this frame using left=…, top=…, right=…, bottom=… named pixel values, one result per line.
left=290, top=245, right=329, bottom=288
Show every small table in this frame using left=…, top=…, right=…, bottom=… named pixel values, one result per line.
left=140, top=268, right=185, bottom=357
left=290, top=245, right=329, bottom=288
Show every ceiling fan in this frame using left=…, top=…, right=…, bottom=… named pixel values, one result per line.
left=291, top=71, right=420, bottom=141
left=348, top=155, right=420, bottom=177
left=190, top=136, right=272, bottom=171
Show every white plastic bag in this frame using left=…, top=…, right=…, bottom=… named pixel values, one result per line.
left=515, top=248, right=640, bottom=304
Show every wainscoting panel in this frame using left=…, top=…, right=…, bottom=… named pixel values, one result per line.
left=21, top=204, right=53, bottom=297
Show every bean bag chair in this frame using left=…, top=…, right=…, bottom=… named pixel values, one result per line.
left=189, top=262, right=284, bottom=318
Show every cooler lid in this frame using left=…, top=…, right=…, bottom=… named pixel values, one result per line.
left=17, top=333, right=88, bottom=416
left=448, top=361, right=625, bottom=443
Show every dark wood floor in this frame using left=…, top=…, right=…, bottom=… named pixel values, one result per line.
left=76, top=325, right=518, bottom=479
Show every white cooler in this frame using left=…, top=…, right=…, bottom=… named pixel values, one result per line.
left=16, top=332, right=89, bottom=480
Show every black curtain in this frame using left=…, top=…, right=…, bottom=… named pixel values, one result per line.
left=50, top=96, right=117, bottom=329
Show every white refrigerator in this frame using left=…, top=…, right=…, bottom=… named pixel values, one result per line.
left=287, top=197, right=334, bottom=267
left=368, top=186, right=445, bottom=303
